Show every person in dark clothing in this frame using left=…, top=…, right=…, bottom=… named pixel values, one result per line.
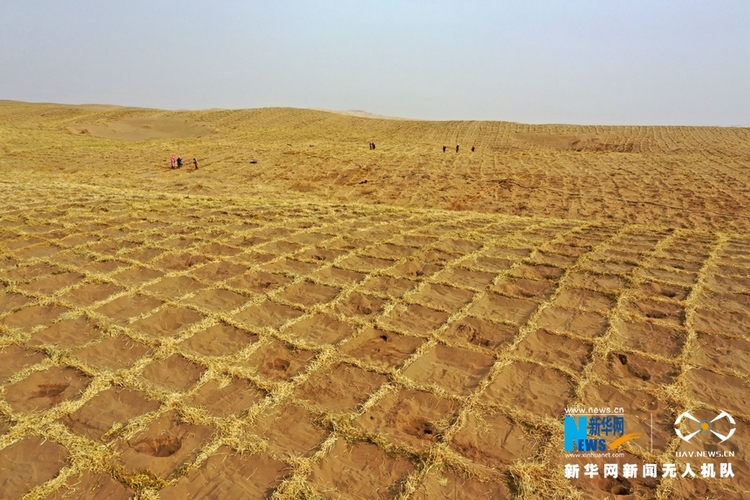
left=456, top=145, right=459, bottom=153
left=442, top=145, right=446, bottom=152
left=193, top=158, right=198, bottom=170
left=176, top=156, right=183, bottom=168
left=471, top=145, right=475, bottom=152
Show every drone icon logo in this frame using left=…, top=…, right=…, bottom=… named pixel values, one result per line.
left=674, top=411, right=736, bottom=443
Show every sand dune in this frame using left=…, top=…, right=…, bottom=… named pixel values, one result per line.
left=67, top=118, right=213, bottom=141
left=0, top=101, right=748, bottom=499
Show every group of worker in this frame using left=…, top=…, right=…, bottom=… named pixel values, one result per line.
left=171, top=142, right=477, bottom=170
left=170, top=155, right=198, bottom=170
left=367, top=142, right=476, bottom=153
left=443, top=144, right=475, bottom=153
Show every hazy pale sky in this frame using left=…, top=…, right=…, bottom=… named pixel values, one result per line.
left=1, top=1, right=748, bottom=125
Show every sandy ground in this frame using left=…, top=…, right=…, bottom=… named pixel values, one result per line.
left=0, top=101, right=749, bottom=499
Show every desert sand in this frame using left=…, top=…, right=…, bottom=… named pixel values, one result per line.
left=0, top=100, right=748, bottom=499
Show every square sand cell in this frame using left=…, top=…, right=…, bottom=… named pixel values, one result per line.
left=416, top=466, right=510, bottom=499
left=342, top=328, right=423, bottom=370
left=152, top=252, right=210, bottom=272
left=333, top=291, right=385, bottom=318
left=244, top=339, right=315, bottom=382
left=17, top=272, right=84, bottom=295
left=116, top=410, right=215, bottom=480
left=611, top=320, right=686, bottom=358
left=684, top=368, right=748, bottom=416
left=183, top=288, right=249, bottom=314
left=309, top=266, right=366, bottom=287
left=140, top=354, right=205, bottom=393
left=45, top=471, right=134, bottom=500
left=131, top=306, right=204, bottom=338
left=472, top=255, right=515, bottom=273
left=143, top=275, right=204, bottom=300
left=179, top=323, right=258, bottom=357
left=410, top=283, right=475, bottom=313
left=226, top=270, right=292, bottom=294
left=262, top=258, right=318, bottom=276
left=0, top=344, right=46, bottom=381
left=62, top=282, right=123, bottom=307
left=0, top=436, right=69, bottom=499
left=275, top=281, right=341, bottom=308
left=184, top=378, right=265, bottom=418
left=432, top=267, right=496, bottom=290
left=111, top=267, right=164, bottom=287
left=468, top=294, right=538, bottom=326
left=308, top=439, right=415, bottom=500
left=554, top=288, right=615, bottom=314
left=690, top=333, right=750, bottom=376
left=356, top=388, right=459, bottom=451
left=252, top=403, right=329, bottom=458
left=481, top=361, right=572, bottom=417
left=95, top=294, right=163, bottom=324
left=358, top=276, right=416, bottom=298
left=0, top=293, right=33, bottom=314
left=379, top=303, right=450, bottom=336
left=509, top=263, right=564, bottom=281
left=536, top=306, right=609, bottom=338
left=440, top=316, right=517, bottom=351
left=282, top=313, right=355, bottom=347
left=515, top=330, right=592, bottom=372
left=65, top=387, right=160, bottom=440
left=692, top=308, right=749, bottom=337
left=451, top=411, right=538, bottom=469
left=74, top=336, right=150, bottom=371
left=591, top=351, right=678, bottom=390
left=295, top=363, right=387, bottom=413
left=363, top=243, right=416, bottom=260
left=5, top=366, right=91, bottom=413
left=402, top=344, right=494, bottom=396
left=233, top=300, right=304, bottom=330
left=189, top=260, right=247, bottom=281
left=160, top=447, right=289, bottom=500
left=491, top=278, right=556, bottom=301
left=2, top=304, right=69, bottom=331
left=624, top=298, right=684, bottom=326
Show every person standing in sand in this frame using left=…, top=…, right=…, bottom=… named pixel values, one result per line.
left=442, top=145, right=446, bottom=152
left=193, top=157, right=199, bottom=170
left=177, top=156, right=183, bottom=168
left=170, top=155, right=176, bottom=169
left=471, top=145, right=475, bottom=152
left=456, top=144, right=460, bottom=153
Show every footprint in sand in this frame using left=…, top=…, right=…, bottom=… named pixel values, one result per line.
left=132, top=436, right=182, bottom=458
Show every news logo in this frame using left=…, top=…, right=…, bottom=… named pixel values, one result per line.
left=564, top=411, right=640, bottom=452
left=674, top=411, right=735, bottom=443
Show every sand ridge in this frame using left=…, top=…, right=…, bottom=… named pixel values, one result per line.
left=2, top=100, right=750, bottom=232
